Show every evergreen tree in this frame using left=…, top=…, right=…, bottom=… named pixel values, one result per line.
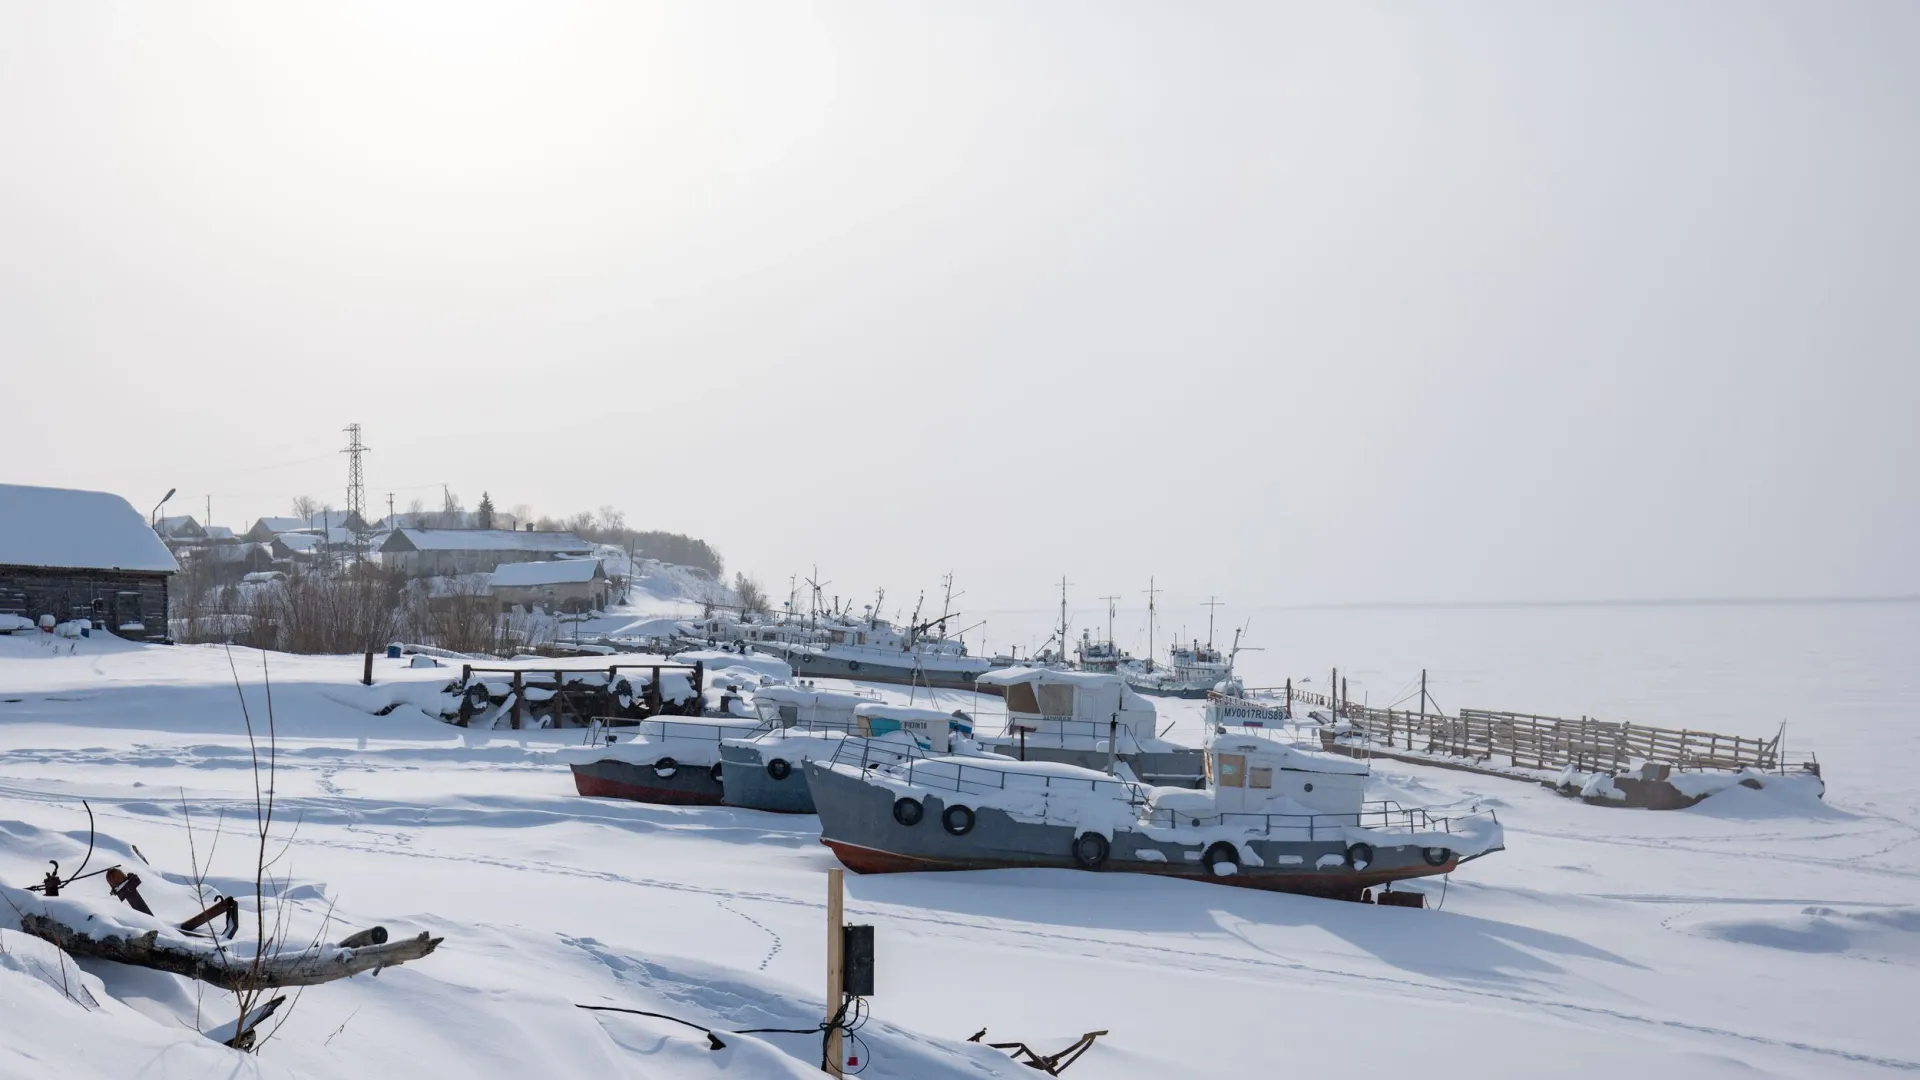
left=476, top=492, right=495, bottom=530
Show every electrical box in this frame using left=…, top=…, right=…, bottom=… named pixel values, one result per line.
left=841, top=923, right=875, bottom=997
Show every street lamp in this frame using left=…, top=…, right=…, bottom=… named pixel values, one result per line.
left=150, top=488, right=176, bottom=530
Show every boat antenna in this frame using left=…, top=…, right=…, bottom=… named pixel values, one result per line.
left=1100, top=595, right=1119, bottom=647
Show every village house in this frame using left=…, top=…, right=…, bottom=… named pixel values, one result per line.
left=377, top=528, right=593, bottom=577
left=0, top=483, right=178, bottom=640
left=489, top=559, right=609, bottom=613
left=244, top=511, right=368, bottom=543
left=155, top=515, right=207, bottom=542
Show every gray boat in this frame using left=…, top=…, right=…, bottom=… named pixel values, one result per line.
left=566, top=717, right=764, bottom=805
left=721, top=694, right=975, bottom=814
left=806, top=727, right=1503, bottom=900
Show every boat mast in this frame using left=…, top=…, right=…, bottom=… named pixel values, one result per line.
left=1143, top=577, right=1160, bottom=671
left=1057, top=576, right=1069, bottom=662
left=1203, top=596, right=1224, bottom=649
left=1101, top=595, right=1119, bottom=648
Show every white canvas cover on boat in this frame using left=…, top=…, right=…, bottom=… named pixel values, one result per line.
left=978, top=667, right=1155, bottom=741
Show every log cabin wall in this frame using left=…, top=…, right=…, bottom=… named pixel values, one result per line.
left=0, top=565, right=171, bottom=641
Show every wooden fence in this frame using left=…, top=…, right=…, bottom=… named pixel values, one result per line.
left=1329, top=703, right=1786, bottom=774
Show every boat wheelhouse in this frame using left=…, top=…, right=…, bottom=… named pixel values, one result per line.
left=974, top=667, right=1204, bottom=788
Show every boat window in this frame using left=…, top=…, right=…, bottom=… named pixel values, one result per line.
left=1217, top=753, right=1246, bottom=788
left=1248, top=766, right=1272, bottom=789
left=778, top=705, right=799, bottom=726
left=1004, top=682, right=1041, bottom=714
left=1036, top=684, right=1075, bottom=717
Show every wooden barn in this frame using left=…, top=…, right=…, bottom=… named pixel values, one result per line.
left=0, top=484, right=179, bottom=641
left=489, top=559, right=609, bottom=613
left=378, top=528, right=593, bottom=577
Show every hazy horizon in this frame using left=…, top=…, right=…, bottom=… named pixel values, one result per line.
left=4, top=2, right=1915, bottom=610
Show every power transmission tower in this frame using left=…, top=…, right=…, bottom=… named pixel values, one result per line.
left=342, top=424, right=370, bottom=560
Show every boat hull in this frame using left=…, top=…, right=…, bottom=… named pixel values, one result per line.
left=717, top=741, right=816, bottom=814
left=805, top=761, right=1458, bottom=899
left=753, top=644, right=991, bottom=691
left=570, top=759, right=725, bottom=805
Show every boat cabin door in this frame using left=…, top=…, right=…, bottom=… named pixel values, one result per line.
left=1211, top=748, right=1276, bottom=813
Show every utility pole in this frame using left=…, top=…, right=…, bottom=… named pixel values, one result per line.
left=387, top=492, right=396, bottom=527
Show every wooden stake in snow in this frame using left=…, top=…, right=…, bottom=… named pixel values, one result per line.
left=825, top=867, right=845, bottom=1077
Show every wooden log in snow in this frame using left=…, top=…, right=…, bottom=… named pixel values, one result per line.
left=17, top=914, right=443, bottom=990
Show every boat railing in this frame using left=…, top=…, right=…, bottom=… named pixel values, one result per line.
left=1145, top=799, right=1456, bottom=839
left=611, top=718, right=765, bottom=743
left=991, top=715, right=1144, bottom=746
left=830, top=739, right=1150, bottom=805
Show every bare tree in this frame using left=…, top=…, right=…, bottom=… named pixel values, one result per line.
left=734, top=573, right=769, bottom=615
left=595, top=505, right=626, bottom=533
left=290, top=495, right=320, bottom=520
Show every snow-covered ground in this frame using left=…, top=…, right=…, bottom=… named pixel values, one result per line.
left=3, top=601, right=1918, bottom=1078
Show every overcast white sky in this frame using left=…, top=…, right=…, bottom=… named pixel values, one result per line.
left=2, top=1, right=1914, bottom=609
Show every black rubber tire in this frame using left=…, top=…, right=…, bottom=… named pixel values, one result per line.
left=1072, top=832, right=1110, bottom=870
left=652, top=757, right=678, bottom=778
left=942, top=804, right=976, bottom=836
left=847, top=660, right=861, bottom=672
left=767, top=758, right=792, bottom=781
left=1203, top=842, right=1240, bottom=875
left=1347, top=842, right=1376, bottom=869
left=892, top=797, right=924, bottom=826
left=1422, top=846, right=1452, bottom=867
left=464, top=683, right=491, bottom=710
left=612, top=678, right=635, bottom=711
left=709, top=761, right=724, bottom=784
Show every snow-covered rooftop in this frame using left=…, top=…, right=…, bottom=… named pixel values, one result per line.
left=0, top=484, right=179, bottom=574
left=251, top=511, right=359, bottom=534
left=490, top=559, right=604, bottom=587
left=382, top=529, right=592, bottom=554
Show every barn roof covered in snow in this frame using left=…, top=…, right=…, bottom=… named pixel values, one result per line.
left=490, top=559, right=605, bottom=587
left=248, top=511, right=363, bottom=536
left=0, top=484, right=180, bottom=574
left=381, top=529, right=592, bottom=554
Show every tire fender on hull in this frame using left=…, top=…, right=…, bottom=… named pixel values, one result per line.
left=1072, top=832, right=1110, bottom=870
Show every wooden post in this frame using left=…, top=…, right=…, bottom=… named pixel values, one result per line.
left=511, top=671, right=524, bottom=730
left=825, top=868, right=845, bottom=1077
left=1284, top=678, right=1292, bottom=712
left=1416, top=669, right=1425, bottom=751
left=362, top=647, right=374, bottom=687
